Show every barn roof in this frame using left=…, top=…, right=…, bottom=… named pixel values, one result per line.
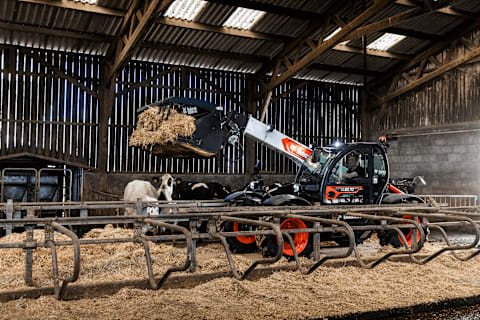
left=1, top=0, right=478, bottom=85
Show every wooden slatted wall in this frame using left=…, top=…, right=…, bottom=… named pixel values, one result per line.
left=0, top=46, right=100, bottom=168
left=379, top=31, right=480, bottom=131
left=111, top=61, right=361, bottom=174
left=259, top=81, right=361, bottom=174
left=110, top=62, right=247, bottom=174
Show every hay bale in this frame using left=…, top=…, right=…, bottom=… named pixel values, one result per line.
left=128, top=107, right=196, bottom=150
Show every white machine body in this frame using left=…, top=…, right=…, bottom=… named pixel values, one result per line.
left=243, top=116, right=312, bottom=166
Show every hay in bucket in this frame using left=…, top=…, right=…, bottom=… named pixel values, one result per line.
left=128, top=107, right=196, bottom=150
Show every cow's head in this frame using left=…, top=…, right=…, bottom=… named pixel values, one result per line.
left=146, top=206, right=159, bottom=216
left=157, top=173, right=174, bottom=201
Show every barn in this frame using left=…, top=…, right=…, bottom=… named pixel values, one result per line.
left=1, top=0, right=480, bottom=319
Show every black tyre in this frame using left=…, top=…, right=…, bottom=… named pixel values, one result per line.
left=331, top=218, right=372, bottom=247
left=256, top=217, right=313, bottom=260
left=380, top=215, right=422, bottom=248
left=221, top=221, right=258, bottom=253
left=379, top=197, right=425, bottom=248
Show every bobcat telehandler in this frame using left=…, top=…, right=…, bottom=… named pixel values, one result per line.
left=136, top=97, right=426, bottom=258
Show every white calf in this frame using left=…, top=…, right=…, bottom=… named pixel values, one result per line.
left=123, top=180, right=160, bottom=216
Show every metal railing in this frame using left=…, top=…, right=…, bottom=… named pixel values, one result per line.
left=0, top=200, right=479, bottom=301
left=417, top=194, right=478, bottom=207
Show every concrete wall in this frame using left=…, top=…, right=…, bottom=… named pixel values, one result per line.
left=384, top=125, right=480, bottom=196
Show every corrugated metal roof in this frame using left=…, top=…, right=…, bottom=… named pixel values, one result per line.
left=0, top=29, right=109, bottom=55
left=340, top=54, right=393, bottom=73
left=8, top=1, right=121, bottom=36
left=97, top=0, right=130, bottom=11
left=316, top=50, right=356, bottom=67
left=395, top=12, right=462, bottom=35
left=254, top=41, right=284, bottom=58
left=0, top=0, right=19, bottom=20
left=195, top=2, right=235, bottom=25
left=0, top=0, right=477, bottom=84
left=452, top=0, right=480, bottom=14
left=251, top=12, right=307, bottom=37
left=135, top=47, right=260, bottom=73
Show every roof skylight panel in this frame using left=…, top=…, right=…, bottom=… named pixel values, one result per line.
left=223, top=7, right=265, bottom=30
left=367, top=33, right=406, bottom=51
left=164, top=0, right=207, bottom=21
left=324, top=27, right=341, bottom=41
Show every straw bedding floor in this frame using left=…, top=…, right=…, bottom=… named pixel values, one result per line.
left=1, top=226, right=480, bottom=319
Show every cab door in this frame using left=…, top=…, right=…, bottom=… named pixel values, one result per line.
left=321, top=144, right=388, bottom=205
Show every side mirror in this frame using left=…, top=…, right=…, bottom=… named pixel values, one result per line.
left=413, top=176, right=427, bottom=187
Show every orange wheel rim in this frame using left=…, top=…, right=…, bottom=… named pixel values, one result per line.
left=233, top=222, right=256, bottom=245
left=278, top=218, right=309, bottom=256
left=398, top=215, right=421, bottom=247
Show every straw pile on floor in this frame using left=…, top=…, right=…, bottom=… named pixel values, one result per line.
left=128, top=107, right=196, bottom=150
left=2, top=228, right=480, bottom=319
left=0, top=225, right=257, bottom=290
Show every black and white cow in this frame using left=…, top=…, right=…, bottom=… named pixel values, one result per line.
left=173, top=178, right=231, bottom=200
left=206, top=182, right=231, bottom=199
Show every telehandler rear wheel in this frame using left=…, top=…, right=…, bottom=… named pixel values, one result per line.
left=256, top=217, right=313, bottom=260
left=380, top=215, right=422, bottom=248
left=378, top=197, right=425, bottom=248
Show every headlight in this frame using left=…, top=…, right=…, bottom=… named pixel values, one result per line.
left=293, top=183, right=300, bottom=193
left=249, top=181, right=256, bottom=189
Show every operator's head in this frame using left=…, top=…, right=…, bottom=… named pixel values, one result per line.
left=346, top=153, right=359, bottom=170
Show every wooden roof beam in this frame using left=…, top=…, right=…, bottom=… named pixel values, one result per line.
left=108, top=0, right=173, bottom=81
left=383, top=27, right=442, bottom=41
left=141, top=42, right=384, bottom=76
left=254, top=0, right=352, bottom=82
left=377, top=45, right=480, bottom=105
left=257, top=0, right=396, bottom=99
left=370, top=20, right=480, bottom=87
left=155, top=17, right=291, bottom=42
left=17, top=0, right=124, bottom=16
left=333, top=44, right=410, bottom=60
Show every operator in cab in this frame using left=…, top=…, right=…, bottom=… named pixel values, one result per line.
left=343, top=153, right=364, bottom=181
left=335, top=153, right=364, bottom=184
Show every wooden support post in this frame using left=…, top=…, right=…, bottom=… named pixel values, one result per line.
left=5, top=199, right=13, bottom=235
left=313, top=222, right=321, bottom=261
left=259, top=91, right=273, bottom=122
left=360, top=87, right=369, bottom=141
left=244, top=136, right=257, bottom=177
left=360, top=29, right=369, bottom=142
left=189, top=220, right=198, bottom=273
left=246, top=75, right=257, bottom=115
left=245, top=75, right=257, bottom=176
left=96, top=61, right=115, bottom=191
left=24, top=208, right=36, bottom=287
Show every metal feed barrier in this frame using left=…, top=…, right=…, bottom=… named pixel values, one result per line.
left=417, top=194, right=478, bottom=207
left=0, top=200, right=480, bottom=300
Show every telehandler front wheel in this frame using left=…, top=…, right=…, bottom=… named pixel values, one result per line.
left=220, top=221, right=258, bottom=253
